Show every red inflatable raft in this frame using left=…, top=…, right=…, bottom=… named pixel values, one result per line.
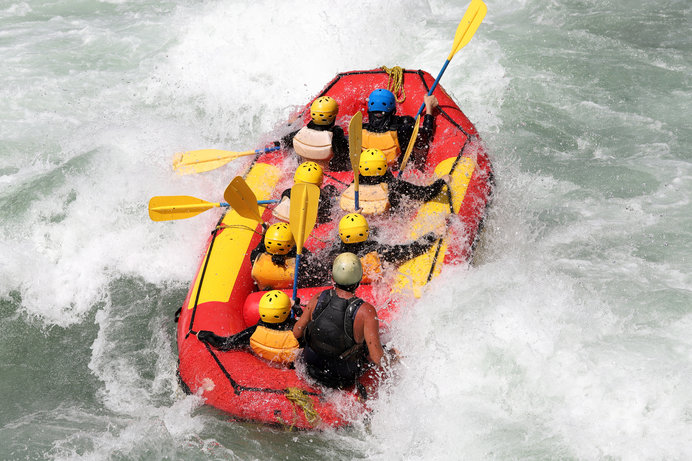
left=176, top=68, right=493, bottom=429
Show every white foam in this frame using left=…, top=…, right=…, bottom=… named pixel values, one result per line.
left=3, top=0, right=691, bottom=458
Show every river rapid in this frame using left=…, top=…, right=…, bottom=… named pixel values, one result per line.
left=1, top=0, right=690, bottom=459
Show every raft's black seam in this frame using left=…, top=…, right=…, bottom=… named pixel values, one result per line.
left=186, top=225, right=221, bottom=338
left=204, top=343, right=321, bottom=397
left=424, top=137, right=472, bottom=284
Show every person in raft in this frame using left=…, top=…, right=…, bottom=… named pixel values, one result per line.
left=362, top=88, right=439, bottom=169
left=293, top=252, right=392, bottom=389
left=272, top=161, right=338, bottom=225
left=340, top=148, right=451, bottom=215
left=333, top=213, right=438, bottom=282
left=196, top=290, right=300, bottom=365
left=310, top=213, right=439, bottom=284
left=281, top=96, right=351, bottom=171
left=250, top=222, right=309, bottom=290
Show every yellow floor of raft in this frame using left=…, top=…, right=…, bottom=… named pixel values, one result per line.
left=392, top=156, right=477, bottom=298
left=186, top=163, right=282, bottom=309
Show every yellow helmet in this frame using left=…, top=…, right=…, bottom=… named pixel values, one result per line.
left=258, top=290, right=292, bottom=324
left=358, top=148, right=387, bottom=176
left=294, top=161, right=323, bottom=186
left=310, top=96, right=338, bottom=126
left=264, top=223, right=295, bottom=255
left=338, top=213, right=369, bottom=243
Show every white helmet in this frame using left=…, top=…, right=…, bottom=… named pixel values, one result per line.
left=332, top=252, right=363, bottom=286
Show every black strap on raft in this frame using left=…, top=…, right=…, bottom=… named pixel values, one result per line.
left=177, top=148, right=328, bottom=425
left=203, top=342, right=320, bottom=397
left=323, top=172, right=350, bottom=187
left=184, top=226, right=221, bottom=338
left=425, top=137, right=471, bottom=284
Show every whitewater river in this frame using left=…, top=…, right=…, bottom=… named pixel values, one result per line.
left=1, top=0, right=690, bottom=459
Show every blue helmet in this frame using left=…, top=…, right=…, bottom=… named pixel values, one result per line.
left=368, top=89, right=396, bottom=113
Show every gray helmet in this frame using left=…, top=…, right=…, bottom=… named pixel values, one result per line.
left=332, top=252, right=363, bottom=286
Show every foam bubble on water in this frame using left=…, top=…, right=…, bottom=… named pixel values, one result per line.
left=0, top=2, right=31, bottom=18
left=1, top=116, right=221, bottom=326
left=4, top=0, right=690, bottom=458
left=143, top=1, right=444, bottom=144
left=366, top=233, right=691, bottom=459
left=60, top=289, right=224, bottom=459
left=351, top=139, right=692, bottom=459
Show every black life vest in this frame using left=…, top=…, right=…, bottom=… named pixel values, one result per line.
left=305, top=289, right=365, bottom=360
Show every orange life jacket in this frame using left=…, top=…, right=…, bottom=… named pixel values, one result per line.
left=339, top=182, right=390, bottom=215
left=362, top=129, right=400, bottom=165
left=249, top=325, right=300, bottom=364
left=360, top=251, right=383, bottom=283
left=293, top=126, right=334, bottom=161
left=251, top=253, right=295, bottom=290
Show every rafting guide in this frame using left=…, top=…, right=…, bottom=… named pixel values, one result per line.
left=293, top=253, right=391, bottom=389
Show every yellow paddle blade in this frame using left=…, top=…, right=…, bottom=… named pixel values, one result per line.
left=448, top=0, right=487, bottom=60
left=289, top=183, right=320, bottom=255
left=348, top=112, right=363, bottom=171
left=398, top=115, right=421, bottom=172
left=223, top=176, right=263, bottom=222
left=348, top=111, right=363, bottom=189
left=172, top=149, right=256, bottom=175
left=148, top=196, right=222, bottom=221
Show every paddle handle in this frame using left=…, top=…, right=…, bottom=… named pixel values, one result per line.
left=257, top=145, right=281, bottom=155
left=292, top=253, right=301, bottom=300
left=353, top=167, right=360, bottom=210
left=415, top=59, right=451, bottom=119
left=219, top=200, right=277, bottom=207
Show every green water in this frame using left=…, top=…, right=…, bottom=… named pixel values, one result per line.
left=1, top=0, right=690, bottom=459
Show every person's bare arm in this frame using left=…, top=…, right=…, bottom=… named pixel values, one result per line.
left=360, top=303, right=385, bottom=365
left=293, top=295, right=318, bottom=339
left=424, top=95, right=439, bottom=115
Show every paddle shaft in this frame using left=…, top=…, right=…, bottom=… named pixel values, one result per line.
left=183, top=145, right=280, bottom=166
left=292, top=191, right=308, bottom=300
left=168, top=199, right=277, bottom=209
left=414, top=0, right=487, bottom=119
left=348, top=112, right=363, bottom=211
left=414, top=60, right=450, bottom=119
left=292, top=253, right=302, bottom=301
left=397, top=113, right=421, bottom=173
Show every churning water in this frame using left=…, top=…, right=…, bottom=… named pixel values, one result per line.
left=1, top=0, right=690, bottom=459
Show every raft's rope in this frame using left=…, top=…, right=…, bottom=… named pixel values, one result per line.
left=381, top=65, right=406, bottom=103
left=284, top=387, right=320, bottom=429
left=215, top=224, right=263, bottom=235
